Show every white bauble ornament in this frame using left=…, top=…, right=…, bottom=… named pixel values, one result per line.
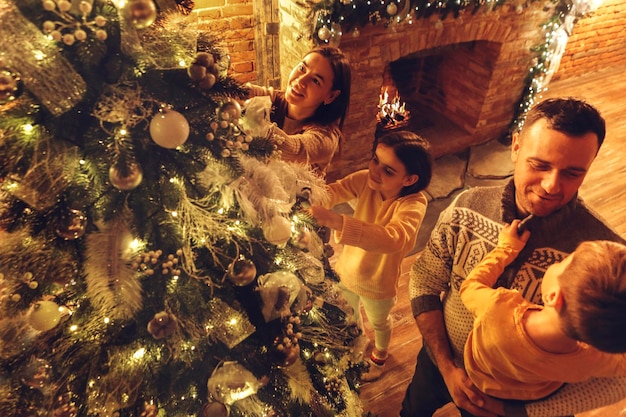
left=122, top=0, right=157, bottom=29
left=262, top=216, right=292, bottom=246
left=29, top=300, right=62, bottom=331
left=150, top=109, right=190, bottom=149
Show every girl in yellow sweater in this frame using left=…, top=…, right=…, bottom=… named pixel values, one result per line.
left=309, top=130, right=433, bottom=381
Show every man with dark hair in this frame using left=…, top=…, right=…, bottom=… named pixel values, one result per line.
left=400, top=97, right=626, bottom=417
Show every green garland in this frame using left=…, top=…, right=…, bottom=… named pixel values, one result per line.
left=309, top=0, right=578, bottom=139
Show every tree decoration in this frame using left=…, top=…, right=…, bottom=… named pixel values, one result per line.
left=188, top=51, right=220, bottom=90
left=226, top=257, right=257, bottom=286
left=1, top=1, right=87, bottom=116
left=41, top=0, right=108, bottom=44
left=317, top=25, right=331, bottom=41
left=149, top=106, right=190, bottom=148
left=262, top=215, right=292, bottom=246
left=207, top=361, right=268, bottom=406
left=121, top=0, right=158, bottom=29
left=146, top=311, right=178, bottom=339
left=55, top=208, right=88, bottom=240
left=28, top=300, right=62, bottom=331
left=19, top=357, right=52, bottom=390
left=109, top=162, right=143, bottom=191
left=0, top=67, right=22, bottom=104
left=386, top=2, right=398, bottom=16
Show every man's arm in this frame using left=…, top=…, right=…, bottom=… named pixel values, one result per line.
left=416, top=310, right=502, bottom=417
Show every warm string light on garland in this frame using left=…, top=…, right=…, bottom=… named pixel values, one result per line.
left=310, top=0, right=597, bottom=139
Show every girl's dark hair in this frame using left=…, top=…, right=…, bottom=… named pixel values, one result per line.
left=308, top=46, right=352, bottom=129
left=372, top=130, right=433, bottom=197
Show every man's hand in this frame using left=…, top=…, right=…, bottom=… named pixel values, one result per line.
left=442, top=366, right=504, bottom=417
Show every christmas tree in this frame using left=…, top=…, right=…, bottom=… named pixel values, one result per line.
left=0, top=1, right=365, bottom=416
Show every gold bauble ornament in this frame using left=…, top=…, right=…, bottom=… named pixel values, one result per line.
left=29, top=300, right=62, bottom=331
left=55, top=209, right=87, bottom=240
left=122, top=0, right=157, bottom=29
left=227, top=258, right=257, bottom=286
left=109, top=163, right=143, bottom=190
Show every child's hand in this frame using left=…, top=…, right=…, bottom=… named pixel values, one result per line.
left=308, top=206, right=342, bottom=231
left=501, top=220, right=531, bottom=245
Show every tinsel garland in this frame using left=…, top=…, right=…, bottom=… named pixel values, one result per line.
left=0, top=0, right=86, bottom=116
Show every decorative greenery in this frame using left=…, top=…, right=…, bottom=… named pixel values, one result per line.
left=308, top=0, right=590, bottom=140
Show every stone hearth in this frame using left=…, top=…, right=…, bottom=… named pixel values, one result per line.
left=277, top=1, right=556, bottom=181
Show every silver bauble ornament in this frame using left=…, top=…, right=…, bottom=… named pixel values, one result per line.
left=150, top=109, right=190, bottom=148
left=317, top=25, right=331, bottom=41
left=109, top=163, right=143, bottom=190
left=217, top=99, right=242, bottom=122
left=55, top=209, right=87, bottom=240
left=0, top=68, right=22, bottom=104
left=122, top=0, right=157, bottom=29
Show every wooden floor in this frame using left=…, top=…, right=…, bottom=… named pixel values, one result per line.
left=348, top=64, right=626, bottom=417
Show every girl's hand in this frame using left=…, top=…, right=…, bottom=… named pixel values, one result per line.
left=308, top=206, right=342, bottom=231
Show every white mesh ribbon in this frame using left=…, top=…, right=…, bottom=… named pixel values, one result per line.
left=0, top=0, right=86, bottom=116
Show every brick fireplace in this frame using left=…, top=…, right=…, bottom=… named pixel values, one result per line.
left=277, top=1, right=557, bottom=181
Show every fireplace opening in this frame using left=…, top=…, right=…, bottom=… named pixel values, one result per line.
left=377, top=40, right=502, bottom=156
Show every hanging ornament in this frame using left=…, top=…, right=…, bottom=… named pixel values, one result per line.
left=217, top=53, right=231, bottom=78
left=328, top=23, right=343, bottom=48
left=55, top=209, right=88, bottom=240
left=150, top=107, right=190, bottom=148
left=0, top=68, right=22, bottom=104
left=20, top=357, right=52, bottom=390
left=109, top=162, right=143, bottom=190
left=257, top=270, right=302, bottom=322
left=207, top=361, right=268, bottom=405
left=188, top=52, right=219, bottom=90
left=227, top=258, right=257, bottom=286
left=147, top=311, right=178, bottom=339
left=201, top=402, right=229, bottom=417
left=262, top=215, right=292, bottom=246
left=352, top=27, right=360, bottom=38
left=317, top=25, right=331, bottom=42
left=387, top=2, right=398, bottom=16
left=217, top=99, right=242, bottom=123
left=28, top=300, right=62, bottom=331
left=122, top=0, right=158, bottom=30
left=51, top=391, right=78, bottom=417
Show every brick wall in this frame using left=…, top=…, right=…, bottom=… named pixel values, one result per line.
left=193, top=0, right=256, bottom=83
left=553, top=0, right=626, bottom=81
left=192, top=0, right=626, bottom=180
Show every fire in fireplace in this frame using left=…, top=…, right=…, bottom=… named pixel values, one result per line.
left=377, top=88, right=409, bottom=128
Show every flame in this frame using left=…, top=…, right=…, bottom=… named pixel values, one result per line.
left=377, top=88, right=409, bottom=126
